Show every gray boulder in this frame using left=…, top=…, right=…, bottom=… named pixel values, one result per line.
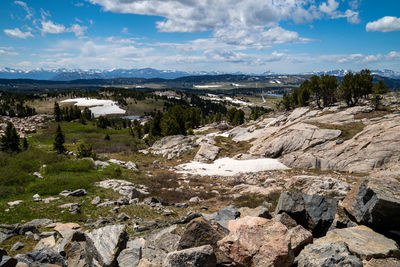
left=296, top=243, right=363, bottom=267
left=213, top=206, right=240, bottom=228
left=15, top=248, right=66, bottom=267
left=86, top=224, right=128, bottom=267
left=275, top=191, right=338, bottom=237
left=11, top=242, right=24, bottom=251
left=342, top=178, right=400, bottom=240
left=163, top=245, right=217, bottom=267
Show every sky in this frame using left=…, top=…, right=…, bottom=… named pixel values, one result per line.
left=0, top=0, right=399, bottom=74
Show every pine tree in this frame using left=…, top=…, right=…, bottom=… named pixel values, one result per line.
left=1, top=122, right=21, bottom=152
left=53, top=125, right=66, bottom=154
left=54, top=102, right=62, bottom=122
left=23, top=137, right=28, bottom=150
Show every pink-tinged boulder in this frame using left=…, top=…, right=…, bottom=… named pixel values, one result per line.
left=218, top=216, right=294, bottom=267
left=288, top=225, right=313, bottom=256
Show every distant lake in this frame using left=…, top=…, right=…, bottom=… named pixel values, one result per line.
left=262, top=93, right=283, bottom=98
left=122, top=115, right=141, bottom=120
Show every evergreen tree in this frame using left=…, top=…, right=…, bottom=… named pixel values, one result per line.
left=320, top=74, right=338, bottom=107
left=104, top=133, right=111, bottom=140
left=310, top=75, right=322, bottom=108
left=373, top=80, right=389, bottom=94
left=23, top=137, right=28, bottom=150
left=1, top=122, right=21, bottom=153
left=53, top=125, right=66, bottom=154
left=54, top=102, right=62, bottom=122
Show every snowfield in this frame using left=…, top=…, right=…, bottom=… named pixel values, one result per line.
left=175, top=157, right=289, bottom=177
left=61, top=98, right=126, bottom=117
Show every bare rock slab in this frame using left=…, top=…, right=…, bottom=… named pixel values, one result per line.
left=315, top=225, right=400, bottom=260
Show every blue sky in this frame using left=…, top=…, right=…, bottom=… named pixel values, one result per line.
left=0, top=0, right=399, bottom=73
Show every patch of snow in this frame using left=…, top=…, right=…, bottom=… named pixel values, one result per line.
left=61, top=98, right=126, bottom=117
left=175, top=157, right=289, bottom=177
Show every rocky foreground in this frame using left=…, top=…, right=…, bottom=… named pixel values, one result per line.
left=1, top=97, right=400, bottom=266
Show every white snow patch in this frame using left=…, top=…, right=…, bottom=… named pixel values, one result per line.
left=175, top=157, right=289, bottom=177
left=61, top=98, right=126, bottom=117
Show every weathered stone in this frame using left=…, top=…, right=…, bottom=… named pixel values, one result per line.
left=364, top=258, right=400, bottom=267
left=0, top=256, right=17, bottom=267
left=275, top=191, right=338, bottom=237
left=15, top=248, right=66, bottom=267
left=218, top=216, right=294, bottom=267
left=86, top=224, right=128, bottom=267
left=63, top=231, right=100, bottom=267
left=274, top=212, right=298, bottom=229
left=10, top=241, right=24, bottom=251
left=163, top=245, right=216, bottom=267
left=342, top=178, right=400, bottom=238
left=288, top=225, right=313, bottom=256
left=35, top=236, right=56, bottom=250
left=178, top=217, right=229, bottom=264
left=117, top=248, right=141, bottom=267
left=149, top=135, right=196, bottom=159
left=54, top=223, right=80, bottom=232
left=59, top=189, right=87, bottom=197
left=296, top=243, right=363, bottom=267
left=285, top=175, right=350, bottom=197
left=212, top=206, right=240, bottom=228
left=95, top=179, right=149, bottom=198
left=141, top=225, right=181, bottom=266
left=315, top=225, right=400, bottom=260
left=194, top=142, right=220, bottom=162
left=91, top=196, right=101, bottom=205
left=239, top=206, right=272, bottom=219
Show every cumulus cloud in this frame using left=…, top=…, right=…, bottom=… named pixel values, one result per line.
left=366, top=16, right=400, bottom=32
left=4, top=28, right=34, bottom=39
left=335, top=51, right=399, bottom=64
left=69, top=24, right=88, bottom=37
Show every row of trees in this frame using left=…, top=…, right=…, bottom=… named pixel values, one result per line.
left=54, top=102, right=92, bottom=123
left=282, top=69, right=389, bottom=110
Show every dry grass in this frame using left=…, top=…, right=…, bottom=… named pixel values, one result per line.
left=354, top=109, right=391, bottom=120
left=307, top=121, right=365, bottom=140
left=215, top=136, right=251, bottom=158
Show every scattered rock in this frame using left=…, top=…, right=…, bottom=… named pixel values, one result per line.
left=364, top=258, right=400, bottom=267
left=163, top=245, right=217, bottom=267
left=94, top=160, right=110, bottom=169
left=125, top=161, right=138, bottom=171
left=189, top=197, right=201, bottom=204
left=315, top=225, right=400, bottom=260
left=59, top=189, right=87, bottom=197
left=213, top=206, right=240, bottom=228
left=91, top=196, right=101, bottom=205
left=7, top=200, right=23, bottom=207
left=239, top=206, right=272, bottom=219
left=35, top=236, right=56, bottom=250
left=95, top=179, right=149, bottom=198
left=275, top=191, right=338, bottom=237
left=218, top=216, right=294, bottom=267
left=11, top=241, right=24, bottom=251
left=284, top=175, right=350, bottom=197
left=296, top=243, right=363, bottom=267
left=274, top=212, right=298, bottom=229
left=148, top=135, right=196, bottom=159
left=33, top=172, right=43, bottom=179
left=54, top=223, right=80, bottom=232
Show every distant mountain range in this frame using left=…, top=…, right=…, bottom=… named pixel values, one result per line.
left=0, top=67, right=399, bottom=81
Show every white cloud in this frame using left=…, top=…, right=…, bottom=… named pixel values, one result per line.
left=41, top=20, right=67, bottom=35
left=121, top=27, right=129, bottom=33
left=0, top=47, right=19, bottom=56
left=319, top=0, right=339, bottom=15
left=366, top=16, right=400, bottom=32
left=4, top=28, right=34, bottom=39
left=335, top=51, right=399, bottom=64
left=40, top=20, right=87, bottom=36
left=70, top=24, right=88, bottom=37
left=386, top=51, right=400, bottom=61
left=14, top=1, right=34, bottom=20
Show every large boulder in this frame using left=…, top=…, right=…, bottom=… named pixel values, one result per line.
left=149, top=135, right=196, bottom=159
left=178, top=217, right=229, bottom=264
left=288, top=225, right=313, bottom=256
left=86, top=224, right=128, bottom=267
left=163, top=245, right=216, bottom=267
left=117, top=247, right=142, bottom=267
left=315, top=225, right=400, bottom=260
left=342, top=178, right=400, bottom=239
left=141, top=225, right=181, bottom=266
left=218, top=216, right=294, bottom=267
left=275, top=191, right=338, bottom=237
left=63, top=231, right=101, bottom=267
left=284, top=175, right=350, bottom=197
left=194, top=142, right=220, bottom=162
left=296, top=243, right=363, bottom=267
